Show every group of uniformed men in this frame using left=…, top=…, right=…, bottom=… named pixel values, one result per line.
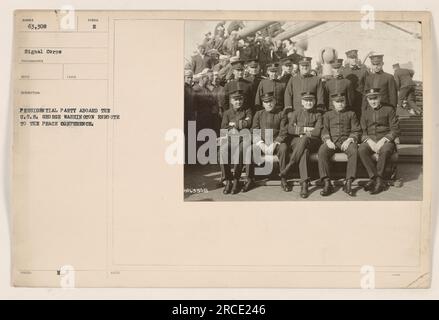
left=184, top=49, right=417, bottom=198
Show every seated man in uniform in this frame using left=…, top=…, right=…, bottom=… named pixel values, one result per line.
left=359, top=88, right=401, bottom=195
left=249, top=92, right=288, bottom=193
left=318, top=92, right=361, bottom=197
left=219, top=89, right=253, bottom=195
left=279, top=92, right=323, bottom=198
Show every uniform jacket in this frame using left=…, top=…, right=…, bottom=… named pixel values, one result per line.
left=284, top=108, right=323, bottom=138
left=321, top=109, right=361, bottom=144
left=252, top=108, right=287, bottom=144
left=360, top=104, right=400, bottom=142
left=325, top=75, right=355, bottom=109
left=255, top=79, right=287, bottom=109
left=208, top=85, right=225, bottom=114
left=192, top=84, right=215, bottom=114
left=245, top=75, right=263, bottom=109
left=221, top=107, right=252, bottom=131
left=184, top=83, right=195, bottom=120
left=364, top=71, right=398, bottom=107
left=279, top=73, right=292, bottom=84
left=222, top=78, right=253, bottom=111
left=341, top=64, right=368, bottom=94
left=284, top=74, right=325, bottom=110
left=394, top=68, right=415, bottom=89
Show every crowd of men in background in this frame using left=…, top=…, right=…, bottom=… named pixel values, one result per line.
left=184, top=21, right=421, bottom=198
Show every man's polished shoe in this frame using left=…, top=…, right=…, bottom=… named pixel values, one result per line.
left=223, top=180, right=233, bottom=195
left=343, top=179, right=355, bottom=197
left=281, top=178, right=292, bottom=192
left=300, top=181, right=309, bottom=199
left=320, top=178, right=334, bottom=197
left=363, top=178, right=375, bottom=192
left=370, top=177, right=385, bottom=195
left=242, top=178, right=255, bottom=193
left=279, top=163, right=292, bottom=178
left=232, top=179, right=241, bottom=195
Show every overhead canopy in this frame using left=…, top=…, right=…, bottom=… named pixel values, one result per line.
left=237, top=21, right=277, bottom=38
left=274, top=21, right=327, bottom=41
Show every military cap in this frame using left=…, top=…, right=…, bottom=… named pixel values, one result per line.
left=301, top=91, right=316, bottom=100
left=245, top=59, right=259, bottom=68
left=261, top=91, right=275, bottom=102
left=365, top=88, right=382, bottom=97
left=369, top=54, right=384, bottom=64
left=230, top=89, right=244, bottom=99
left=345, top=49, right=358, bottom=58
left=331, top=58, right=344, bottom=69
left=280, top=56, right=293, bottom=66
left=284, top=53, right=303, bottom=65
left=330, top=92, right=346, bottom=101
left=392, top=63, right=400, bottom=68
left=298, top=56, right=312, bottom=66
left=231, top=60, right=245, bottom=70
left=266, top=63, right=279, bottom=72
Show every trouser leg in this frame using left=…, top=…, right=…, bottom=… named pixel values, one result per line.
left=219, top=142, right=232, bottom=180
left=359, top=142, right=378, bottom=178
left=298, top=149, right=311, bottom=182
left=243, top=141, right=254, bottom=180
left=298, top=137, right=320, bottom=182
left=318, top=143, right=336, bottom=179
left=398, top=87, right=408, bottom=107
left=277, top=143, right=289, bottom=173
left=231, top=141, right=244, bottom=179
left=406, top=86, right=420, bottom=112
left=377, top=142, right=396, bottom=178
left=289, top=136, right=311, bottom=165
left=345, top=143, right=358, bottom=180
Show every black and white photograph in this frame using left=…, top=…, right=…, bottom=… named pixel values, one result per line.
left=1, top=2, right=437, bottom=297
left=184, top=20, right=424, bottom=201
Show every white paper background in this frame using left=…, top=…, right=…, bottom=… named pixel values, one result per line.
left=0, top=0, right=438, bottom=299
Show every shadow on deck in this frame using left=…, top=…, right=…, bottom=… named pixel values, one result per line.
left=184, top=163, right=423, bottom=202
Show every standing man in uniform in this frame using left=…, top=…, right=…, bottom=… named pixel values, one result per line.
left=325, top=58, right=355, bottom=112
left=284, top=57, right=325, bottom=112
left=393, top=63, right=421, bottom=115
left=279, top=56, right=294, bottom=84
left=222, top=60, right=253, bottom=112
left=279, top=92, right=323, bottom=198
left=363, top=54, right=398, bottom=111
left=244, top=59, right=263, bottom=110
left=342, top=49, right=368, bottom=118
left=219, top=89, right=253, bottom=195
left=192, top=71, right=216, bottom=132
left=254, top=63, right=287, bottom=112
left=318, top=92, right=361, bottom=197
left=359, top=88, right=400, bottom=195
left=207, top=71, right=226, bottom=136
